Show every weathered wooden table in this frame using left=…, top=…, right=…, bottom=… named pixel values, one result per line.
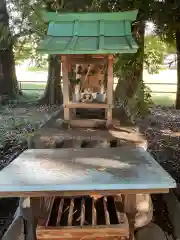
left=0, top=147, right=176, bottom=240
left=0, top=147, right=175, bottom=197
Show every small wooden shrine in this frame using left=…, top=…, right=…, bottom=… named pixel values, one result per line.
left=38, top=10, right=138, bottom=128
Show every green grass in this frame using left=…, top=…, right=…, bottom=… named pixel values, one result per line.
left=17, top=68, right=177, bottom=106
left=18, top=82, right=46, bottom=100
left=26, top=66, right=48, bottom=72
left=19, top=82, right=46, bottom=92
left=151, top=94, right=176, bottom=106
left=18, top=82, right=176, bottom=106
left=143, top=69, right=177, bottom=106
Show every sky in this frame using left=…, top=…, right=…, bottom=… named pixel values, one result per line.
left=145, top=22, right=155, bottom=35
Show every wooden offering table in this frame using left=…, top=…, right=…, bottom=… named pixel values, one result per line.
left=0, top=147, right=176, bottom=240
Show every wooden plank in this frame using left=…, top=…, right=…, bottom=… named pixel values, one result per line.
left=62, top=56, right=70, bottom=121
left=113, top=196, right=124, bottom=224
left=56, top=198, right=64, bottom=226
left=44, top=197, right=52, bottom=212
left=65, top=54, right=108, bottom=59
left=92, top=198, right=97, bottom=226
left=46, top=197, right=55, bottom=226
left=103, top=197, right=110, bottom=225
left=0, top=188, right=170, bottom=198
left=36, top=224, right=129, bottom=239
left=67, top=198, right=74, bottom=226
left=123, top=194, right=137, bottom=215
left=80, top=197, right=85, bottom=226
left=68, top=58, right=107, bottom=64
left=106, top=55, right=114, bottom=127
left=64, top=103, right=111, bottom=109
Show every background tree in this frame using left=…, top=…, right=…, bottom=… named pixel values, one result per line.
left=152, top=0, right=180, bottom=108
left=144, top=35, right=175, bottom=74
left=0, top=0, right=19, bottom=98
left=0, top=0, right=46, bottom=99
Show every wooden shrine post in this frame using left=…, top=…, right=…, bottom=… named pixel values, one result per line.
left=106, top=55, right=114, bottom=127
left=62, top=56, right=70, bottom=121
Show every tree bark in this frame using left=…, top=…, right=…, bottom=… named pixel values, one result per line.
left=175, top=29, right=180, bottom=109
left=0, top=0, right=19, bottom=99
left=113, top=20, right=145, bottom=121
left=0, top=46, right=19, bottom=97
left=115, top=20, right=145, bottom=98
left=39, top=55, right=63, bottom=104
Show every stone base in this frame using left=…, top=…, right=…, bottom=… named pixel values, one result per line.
left=134, top=194, right=153, bottom=229
left=135, top=223, right=166, bottom=240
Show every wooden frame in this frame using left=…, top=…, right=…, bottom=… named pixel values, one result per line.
left=64, top=103, right=112, bottom=109
left=106, top=55, right=114, bottom=128
left=61, top=54, right=114, bottom=128
left=37, top=225, right=129, bottom=239
left=36, top=195, right=129, bottom=240
left=62, top=56, right=70, bottom=121
left=0, top=188, right=169, bottom=198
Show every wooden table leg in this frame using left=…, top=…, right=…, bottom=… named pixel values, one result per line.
left=21, top=197, right=40, bottom=240
left=123, top=194, right=137, bottom=240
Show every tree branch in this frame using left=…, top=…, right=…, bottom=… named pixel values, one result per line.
left=13, top=29, right=34, bottom=39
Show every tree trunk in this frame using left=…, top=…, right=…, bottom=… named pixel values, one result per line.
left=175, top=29, right=180, bottom=109
left=0, top=0, right=19, bottom=99
left=115, top=21, right=145, bottom=98
left=39, top=55, right=63, bottom=104
left=0, top=46, right=19, bottom=97
left=113, top=21, right=145, bottom=121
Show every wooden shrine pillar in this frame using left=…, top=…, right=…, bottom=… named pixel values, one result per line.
left=62, top=56, right=70, bottom=121
left=106, top=55, right=113, bottom=127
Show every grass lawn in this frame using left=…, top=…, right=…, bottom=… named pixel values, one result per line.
left=18, top=82, right=46, bottom=99
left=151, top=94, right=176, bottom=106
left=17, top=68, right=177, bottom=106
left=26, top=66, right=48, bottom=72
left=143, top=69, right=177, bottom=106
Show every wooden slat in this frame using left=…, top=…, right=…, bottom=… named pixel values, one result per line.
left=80, top=198, right=85, bottom=226
left=56, top=198, right=64, bottom=226
left=46, top=197, right=55, bottom=226
left=106, top=55, right=114, bottom=127
left=103, top=197, right=110, bottom=225
left=45, top=197, right=52, bottom=210
left=36, top=224, right=129, bottom=239
left=92, top=198, right=97, bottom=226
left=114, top=203, right=123, bottom=224
left=62, top=56, right=70, bottom=121
left=66, top=54, right=108, bottom=59
left=68, top=58, right=107, bottom=64
left=67, top=198, right=74, bottom=226
left=0, top=188, right=170, bottom=198
left=64, top=103, right=111, bottom=109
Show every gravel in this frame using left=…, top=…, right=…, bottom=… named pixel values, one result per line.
left=138, top=105, right=180, bottom=183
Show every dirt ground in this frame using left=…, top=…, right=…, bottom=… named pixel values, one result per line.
left=0, top=104, right=59, bottom=146
left=0, top=103, right=60, bottom=170
left=0, top=103, right=179, bottom=239
left=137, top=105, right=180, bottom=183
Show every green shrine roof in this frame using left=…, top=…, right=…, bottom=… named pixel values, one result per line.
left=37, top=10, right=139, bottom=55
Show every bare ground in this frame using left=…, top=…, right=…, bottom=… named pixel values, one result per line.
left=0, top=103, right=179, bottom=239
left=0, top=103, right=59, bottom=170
